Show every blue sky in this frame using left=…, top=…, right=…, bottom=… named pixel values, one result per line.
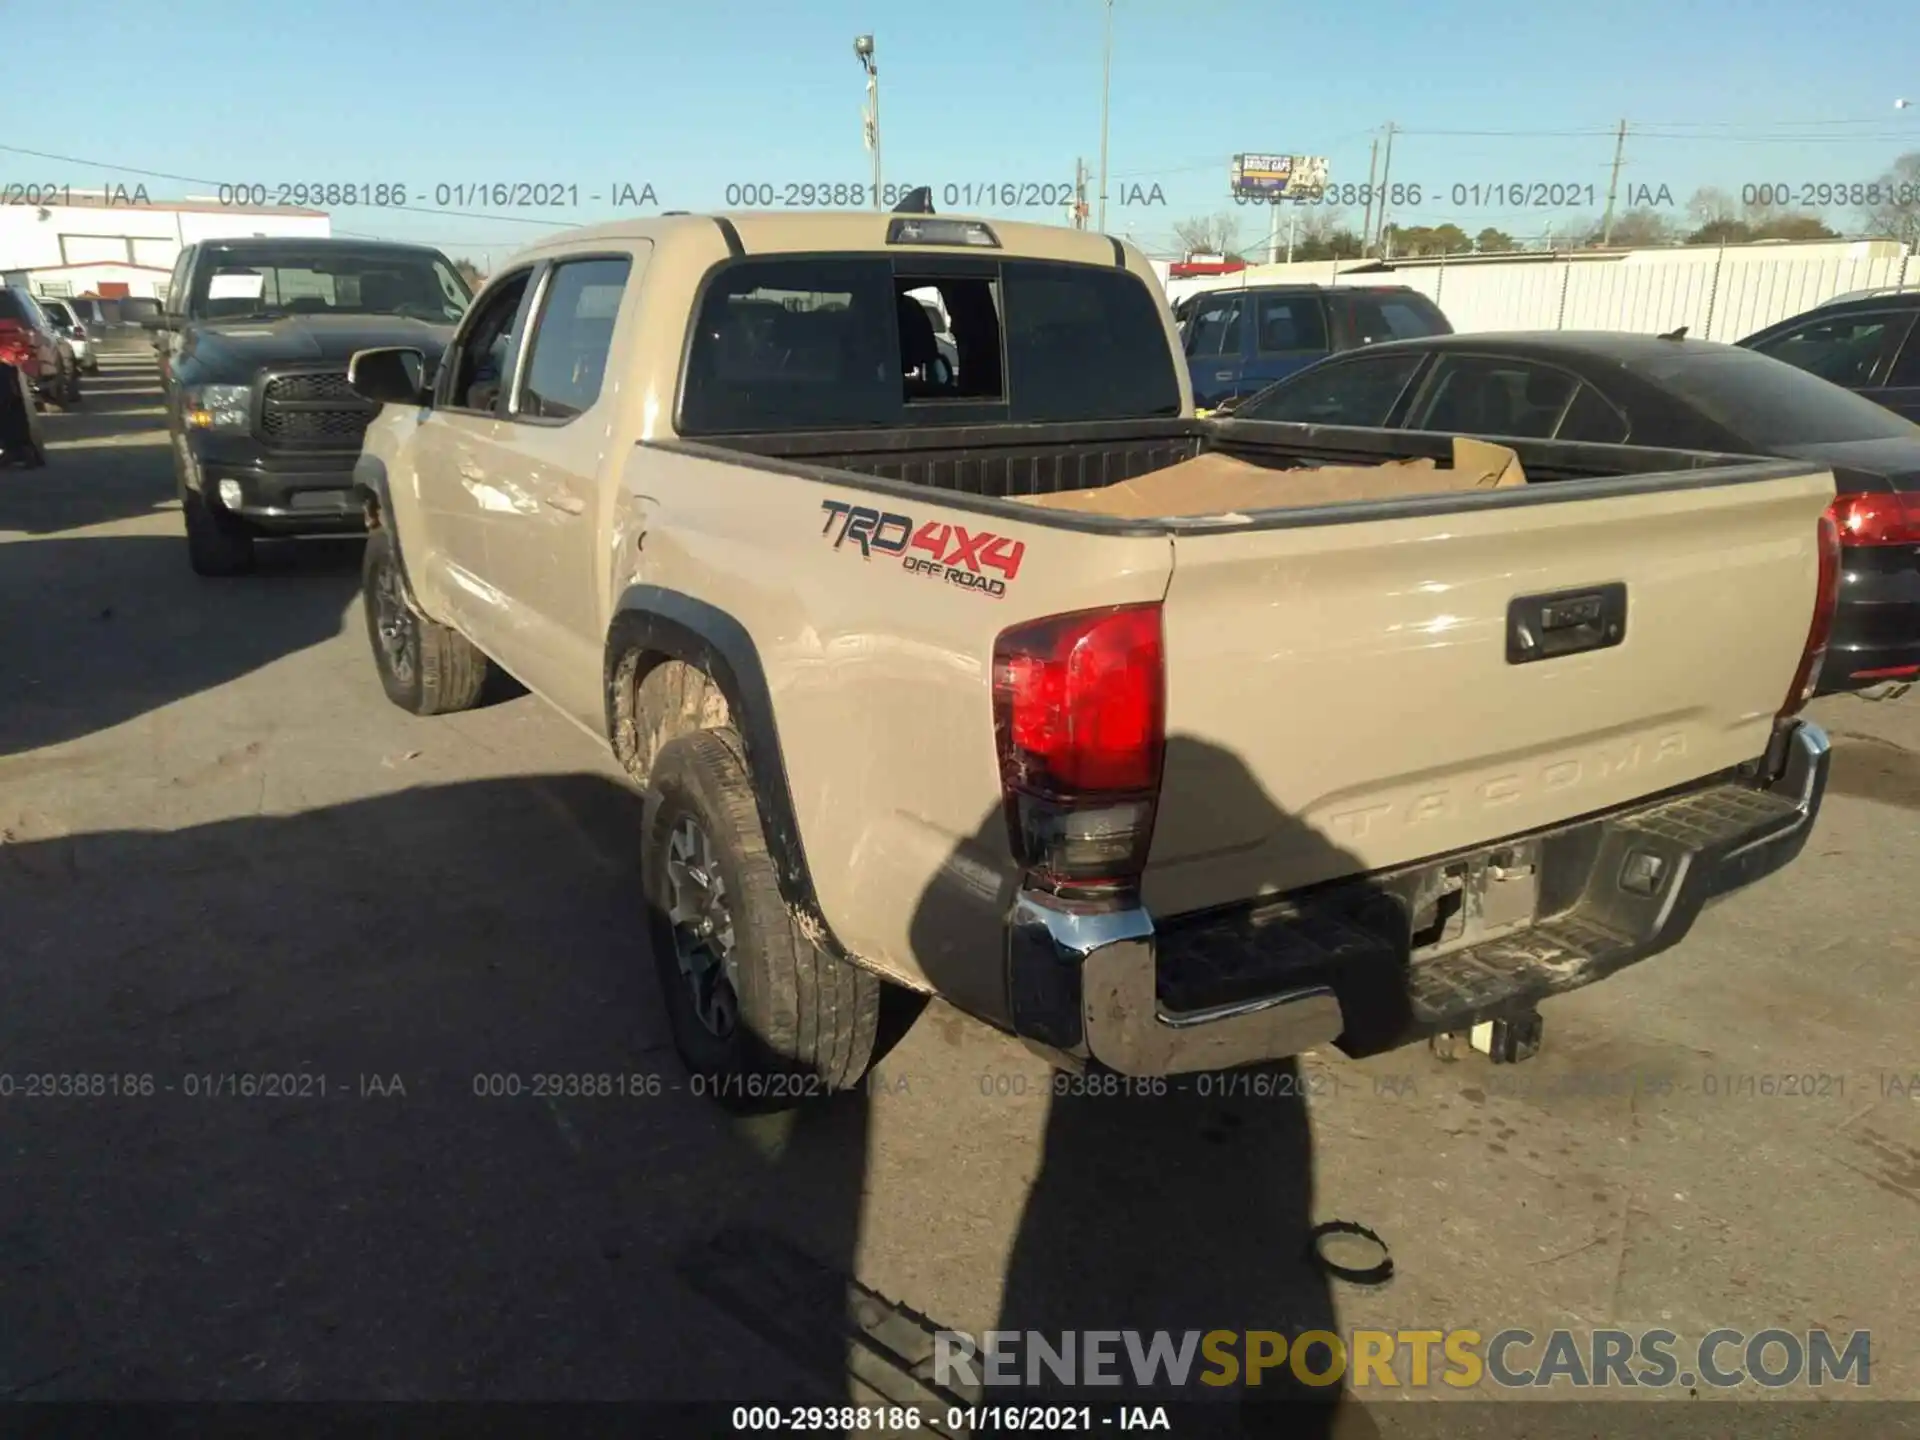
left=15, top=0, right=1920, bottom=265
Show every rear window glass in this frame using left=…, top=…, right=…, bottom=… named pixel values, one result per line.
left=0, top=290, right=29, bottom=324
left=1647, top=348, right=1920, bottom=446
left=1001, top=261, right=1181, bottom=422
left=679, top=258, right=899, bottom=433
left=677, top=255, right=1180, bottom=433
left=1345, top=293, right=1449, bottom=343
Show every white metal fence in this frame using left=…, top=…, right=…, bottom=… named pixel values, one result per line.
left=1163, top=243, right=1920, bottom=343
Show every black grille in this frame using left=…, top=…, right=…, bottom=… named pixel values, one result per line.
left=258, top=370, right=375, bottom=448
left=264, top=372, right=360, bottom=405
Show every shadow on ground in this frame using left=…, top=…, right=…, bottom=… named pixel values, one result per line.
left=903, top=737, right=1389, bottom=1437
left=0, top=737, right=1403, bottom=1430
left=1825, top=728, right=1920, bottom=811
left=0, top=771, right=874, bottom=1404
left=0, top=533, right=369, bottom=756
left=2, top=361, right=183, bottom=535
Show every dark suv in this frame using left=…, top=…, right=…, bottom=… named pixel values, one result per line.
left=1738, top=289, right=1920, bottom=422
left=149, top=238, right=471, bottom=575
left=1172, top=282, right=1452, bottom=411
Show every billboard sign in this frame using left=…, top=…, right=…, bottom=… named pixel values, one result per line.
left=1231, top=154, right=1330, bottom=201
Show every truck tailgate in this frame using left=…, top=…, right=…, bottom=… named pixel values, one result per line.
left=1144, top=466, right=1835, bottom=919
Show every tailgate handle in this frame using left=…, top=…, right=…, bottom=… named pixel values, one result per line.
left=1506, top=582, right=1627, bottom=664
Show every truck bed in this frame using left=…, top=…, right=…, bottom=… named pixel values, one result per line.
left=669, top=416, right=1807, bottom=531
left=634, top=409, right=1832, bottom=966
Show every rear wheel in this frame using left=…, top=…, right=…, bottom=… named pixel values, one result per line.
left=362, top=525, right=490, bottom=715
left=47, top=363, right=80, bottom=411
left=181, top=484, right=256, bottom=576
left=644, top=727, right=879, bottom=1109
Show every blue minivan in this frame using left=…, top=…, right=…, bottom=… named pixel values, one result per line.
left=1173, top=283, right=1453, bottom=411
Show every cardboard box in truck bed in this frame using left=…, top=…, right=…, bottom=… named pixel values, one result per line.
left=1015, top=435, right=1526, bottom=519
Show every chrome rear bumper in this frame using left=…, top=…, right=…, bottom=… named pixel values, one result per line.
left=1007, top=720, right=1831, bottom=1077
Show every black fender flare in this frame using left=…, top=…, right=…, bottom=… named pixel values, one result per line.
left=351, top=454, right=421, bottom=599
left=604, top=587, right=849, bottom=962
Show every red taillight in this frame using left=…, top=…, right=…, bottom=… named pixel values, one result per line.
left=1782, top=511, right=1842, bottom=716
left=993, top=604, right=1165, bottom=892
left=1831, top=490, right=1920, bottom=546
left=0, top=320, right=33, bottom=370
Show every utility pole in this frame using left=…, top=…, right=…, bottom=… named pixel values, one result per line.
left=1287, top=208, right=1298, bottom=263
left=1096, top=0, right=1114, bottom=231
left=1359, top=136, right=1379, bottom=259
left=1373, top=122, right=1397, bottom=255
left=1600, top=118, right=1628, bottom=245
left=1071, top=157, right=1089, bottom=229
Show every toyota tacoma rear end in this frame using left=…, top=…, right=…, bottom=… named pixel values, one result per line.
left=341, top=205, right=1839, bottom=1096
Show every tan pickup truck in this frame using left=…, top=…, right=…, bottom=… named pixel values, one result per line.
left=345, top=207, right=1839, bottom=1099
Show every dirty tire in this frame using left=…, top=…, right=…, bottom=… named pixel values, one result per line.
left=362, top=525, right=489, bottom=716
left=644, top=727, right=880, bottom=1109
left=181, top=485, right=256, bottom=576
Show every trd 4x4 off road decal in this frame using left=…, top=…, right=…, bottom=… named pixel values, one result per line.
left=820, top=499, right=1026, bottom=599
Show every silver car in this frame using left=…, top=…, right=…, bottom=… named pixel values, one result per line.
left=35, top=299, right=99, bottom=374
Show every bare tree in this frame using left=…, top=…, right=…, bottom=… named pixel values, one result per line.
left=1171, top=213, right=1243, bottom=259
left=1861, top=152, right=1920, bottom=244
left=1686, top=186, right=1739, bottom=229
left=1289, top=209, right=1366, bottom=261
left=1604, top=208, right=1678, bottom=247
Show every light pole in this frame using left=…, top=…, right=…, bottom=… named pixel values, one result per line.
left=856, top=35, right=881, bottom=209
left=1096, top=0, right=1113, bottom=232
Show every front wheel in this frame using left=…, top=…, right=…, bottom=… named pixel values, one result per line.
left=644, top=727, right=880, bottom=1109
left=362, top=525, right=490, bottom=715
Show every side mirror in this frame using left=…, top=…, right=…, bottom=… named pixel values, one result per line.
left=1213, top=395, right=1243, bottom=416
left=348, top=346, right=430, bottom=406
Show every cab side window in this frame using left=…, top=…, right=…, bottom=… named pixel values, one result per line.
left=1409, top=356, right=1577, bottom=439
left=515, top=258, right=632, bottom=420
left=1236, top=352, right=1424, bottom=426
left=445, top=269, right=533, bottom=415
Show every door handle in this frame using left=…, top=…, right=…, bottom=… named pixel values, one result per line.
left=1215, top=370, right=1234, bottom=381
left=456, top=460, right=484, bottom=482
left=544, top=489, right=586, bottom=515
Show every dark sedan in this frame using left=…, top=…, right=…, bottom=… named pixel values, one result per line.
left=1227, top=331, right=1920, bottom=699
